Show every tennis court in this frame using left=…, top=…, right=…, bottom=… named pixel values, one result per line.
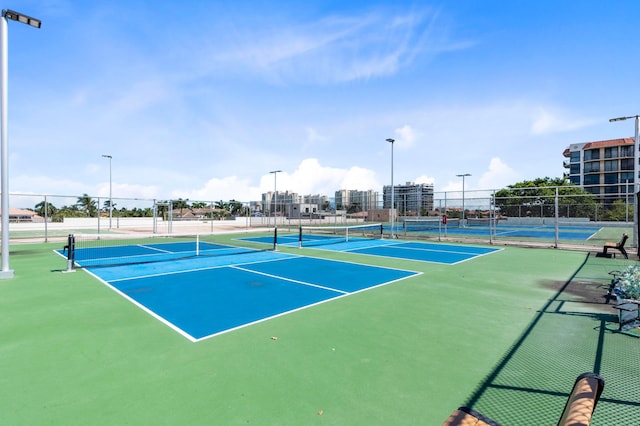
left=400, top=220, right=599, bottom=240
left=56, top=237, right=419, bottom=341
left=4, top=234, right=640, bottom=424
left=245, top=231, right=501, bottom=264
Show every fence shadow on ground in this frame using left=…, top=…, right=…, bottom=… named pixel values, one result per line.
left=460, top=253, right=640, bottom=425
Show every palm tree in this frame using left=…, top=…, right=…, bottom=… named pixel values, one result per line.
left=76, top=194, right=97, bottom=217
left=173, top=198, right=190, bottom=217
left=102, top=199, right=117, bottom=215
left=34, top=200, right=58, bottom=217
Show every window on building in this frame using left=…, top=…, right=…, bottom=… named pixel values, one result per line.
left=604, top=147, right=618, bottom=158
left=604, top=173, right=618, bottom=184
left=570, top=176, right=580, bottom=185
left=570, top=151, right=580, bottom=163
left=604, top=160, right=618, bottom=172
left=585, top=186, right=600, bottom=195
left=584, top=161, right=600, bottom=173
left=621, top=145, right=634, bottom=157
left=621, top=158, right=634, bottom=171
left=604, top=185, right=619, bottom=194
left=620, top=171, right=634, bottom=184
left=584, top=174, right=600, bottom=185
left=570, top=164, right=580, bottom=175
left=584, top=149, right=600, bottom=161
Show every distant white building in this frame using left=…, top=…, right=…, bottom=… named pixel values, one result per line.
left=382, top=182, right=434, bottom=215
left=334, top=189, right=379, bottom=211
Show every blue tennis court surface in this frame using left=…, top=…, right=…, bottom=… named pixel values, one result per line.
left=400, top=223, right=598, bottom=240
left=81, top=251, right=419, bottom=341
left=244, top=235, right=500, bottom=264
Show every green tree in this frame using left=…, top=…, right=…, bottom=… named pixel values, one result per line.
left=34, top=200, right=58, bottom=217
left=228, top=200, right=244, bottom=215
left=76, top=194, right=98, bottom=217
left=173, top=198, right=190, bottom=217
left=602, top=199, right=634, bottom=221
left=102, top=199, right=117, bottom=214
left=493, top=177, right=597, bottom=219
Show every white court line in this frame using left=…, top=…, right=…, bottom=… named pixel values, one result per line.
left=106, top=253, right=301, bottom=283
left=230, top=265, right=349, bottom=295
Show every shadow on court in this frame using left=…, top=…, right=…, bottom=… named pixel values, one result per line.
left=460, top=253, right=640, bottom=425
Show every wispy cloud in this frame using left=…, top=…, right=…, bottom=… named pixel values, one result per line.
left=530, top=108, right=598, bottom=135
left=214, top=6, right=472, bottom=84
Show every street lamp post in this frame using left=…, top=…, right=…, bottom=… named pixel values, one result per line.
left=0, top=9, right=41, bottom=279
left=386, top=138, right=395, bottom=238
left=456, top=173, right=471, bottom=226
left=102, top=155, right=112, bottom=229
left=269, top=170, right=282, bottom=229
left=610, top=115, right=639, bottom=249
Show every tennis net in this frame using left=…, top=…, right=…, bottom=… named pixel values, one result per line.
left=466, top=217, right=499, bottom=227
left=402, top=217, right=460, bottom=233
left=63, top=231, right=275, bottom=269
left=298, top=223, right=383, bottom=248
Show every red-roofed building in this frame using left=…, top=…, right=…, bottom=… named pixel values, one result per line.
left=564, top=138, right=635, bottom=204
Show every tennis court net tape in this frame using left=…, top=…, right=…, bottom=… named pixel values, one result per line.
left=63, top=231, right=275, bottom=269
left=297, top=223, right=383, bottom=248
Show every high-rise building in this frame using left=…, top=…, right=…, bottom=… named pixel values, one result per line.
left=563, top=138, right=634, bottom=204
left=382, top=182, right=434, bottom=215
left=334, top=189, right=379, bottom=211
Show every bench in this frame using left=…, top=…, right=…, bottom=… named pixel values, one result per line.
left=441, top=406, right=501, bottom=426
left=557, top=372, right=604, bottom=426
left=601, top=233, right=628, bottom=259
left=442, top=372, right=604, bottom=426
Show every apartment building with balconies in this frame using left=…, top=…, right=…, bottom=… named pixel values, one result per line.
left=563, top=137, right=635, bottom=204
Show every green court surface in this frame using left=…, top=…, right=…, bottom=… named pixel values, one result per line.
left=2, top=234, right=639, bottom=425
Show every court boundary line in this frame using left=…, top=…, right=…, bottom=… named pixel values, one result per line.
left=300, top=240, right=502, bottom=265
left=105, top=253, right=301, bottom=283
left=84, top=268, right=199, bottom=342
left=231, top=265, right=350, bottom=294
left=194, top=269, right=422, bottom=343
left=81, top=253, right=422, bottom=343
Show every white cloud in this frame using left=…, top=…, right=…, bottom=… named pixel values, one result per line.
left=393, top=124, right=417, bottom=148
left=477, top=157, right=519, bottom=190
left=268, top=158, right=381, bottom=196
left=181, top=176, right=261, bottom=202
left=438, top=157, right=518, bottom=193
left=530, top=108, right=597, bottom=135
left=215, top=7, right=470, bottom=84
left=414, top=175, right=435, bottom=185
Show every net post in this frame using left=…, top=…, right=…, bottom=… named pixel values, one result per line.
left=380, top=224, right=383, bottom=239
left=64, top=234, right=76, bottom=273
left=196, top=234, right=200, bottom=256
left=298, top=226, right=302, bottom=248
left=273, top=227, right=278, bottom=251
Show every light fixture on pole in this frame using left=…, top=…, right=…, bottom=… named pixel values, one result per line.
left=386, top=138, right=395, bottom=238
left=610, top=115, right=639, bottom=249
left=456, top=173, right=471, bottom=226
left=102, top=155, right=113, bottom=230
left=269, top=170, right=282, bottom=229
left=0, top=9, right=41, bottom=279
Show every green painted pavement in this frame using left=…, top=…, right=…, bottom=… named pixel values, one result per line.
left=1, top=236, right=638, bottom=425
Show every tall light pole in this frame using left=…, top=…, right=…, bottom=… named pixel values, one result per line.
left=457, top=173, right=471, bottom=226
left=0, top=9, right=41, bottom=279
left=610, top=115, right=640, bottom=249
left=386, top=138, right=395, bottom=238
left=102, top=155, right=112, bottom=229
left=269, top=170, right=281, bottom=228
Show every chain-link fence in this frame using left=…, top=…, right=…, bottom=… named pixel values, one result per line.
left=3, top=188, right=637, bottom=252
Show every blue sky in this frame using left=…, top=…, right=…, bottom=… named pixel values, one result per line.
left=7, top=1, right=640, bottom=205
